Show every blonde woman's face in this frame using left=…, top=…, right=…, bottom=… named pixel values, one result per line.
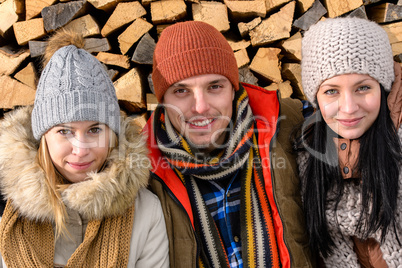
left=316, top=74, right=381, bottom=140
left=44, top=121, right=111, bottom=183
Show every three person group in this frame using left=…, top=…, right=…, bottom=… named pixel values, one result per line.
left=0, top=15, right=400, bottom=268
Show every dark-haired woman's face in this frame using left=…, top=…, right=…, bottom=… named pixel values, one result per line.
left=316, top=74, right=381, bottom=140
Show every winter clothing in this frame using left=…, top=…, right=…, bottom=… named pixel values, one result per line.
left=297, top=60, right=402, bottom=266
left=153, top=85, right=280, bottom=267
left=0, top=106, right=169, bottom=268
left=301, top=18, right=395, bottom=107
left=152, top=21, right=239, bottom=102
left=146, top=83, right=314, bottom=268
left=31, top=32, right=120, bottom=140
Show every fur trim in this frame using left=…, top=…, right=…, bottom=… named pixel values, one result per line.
left=0, top=106, right=150, bottom=221
left=42, top=29, right=85, bottom=69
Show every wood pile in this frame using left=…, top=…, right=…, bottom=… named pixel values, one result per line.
left=1, top=0, right=401, bottom=126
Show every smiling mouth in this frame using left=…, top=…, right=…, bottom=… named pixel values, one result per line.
left=68, top=162, right=93, bottom=170
left=187, top=118, right=214, bottom=127
left=337, top=118, right=362, bottom=126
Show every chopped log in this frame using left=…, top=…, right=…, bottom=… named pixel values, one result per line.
left=146, top=93, right=158, bottom=111
left=392, top=42, right=402, bottom=56
left=131, top=113, right=148, bottom=130
left=113, top=67, right=146, bottom=111
left=63, top=14, right=101, bottom=37
left=238, top=17, right=261, bottom=38
left=323, top=0, right=363, bottom=18
left=362, top=0, right=382, bottom=4
left=142, top=0, right=155, bottom=6
left=382, top=21, right=402, bottom=44
left=293, top=0, right=327, bottom=31
left=102, top=63, right=119, bottom=80
left=84, top=37, right=110, bottom=53
left=26, top=0, right=56, bottom=20
left=147, top=73, right=155, bottom=94
left=297, top=0, right=315, bottom=13
left=249, top=47, right=282, bottom=83
left=156, top=24, right=170, bottom=37
left=87, top=0, right=116, bottom=12
left=14, top=62, right=37, bottom=89
left=13, top=18, right=46, bottom=46
left=224, top=0, right=266, bottom=21
left=101, top=1, right=147, bottom=37
left=132, top=33, right=155, bottom=65
left=41, top=0, right=88, bottom=32
left=367, top=3, right=402, bottom=23
left=280, top=31, right=301, bottom=61
left=265, top=0, right=291, bottom=13
left=234, top=48, right=250, bottom=68
left=118, top=18, right=153, bottom=55
left=265, top=80, right=293, bottom=98
left=192, top=1, right=230, bottom=32
left=239, top=66, right=259, bottom=85
left=281, top=63, right=304, bottom=99
left=0, top=75, right=36, bottom=109
left=96, top=52, right=130, bottom=69
left=28, top=40, right=47, bottom=58
left=346, top=5, right=367, bottom=19
left=250, top=1, right=295, bottom=46
left=0, top=0, right=20, bottom=37
left=0, top=46, right=29, bottom=75
left=228, top=39, right=250, bottom=51
left=398, top=0, right=402, bottom=5
left=150, top=0, right=187, bottom=25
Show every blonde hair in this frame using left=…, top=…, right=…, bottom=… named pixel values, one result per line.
left=36, top=129, right=118, bottom=238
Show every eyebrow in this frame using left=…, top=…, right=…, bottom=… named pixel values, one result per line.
left=171, top=79, right=227, bottom=88
left=56, top=122, right=104, bottom=129
left=321, top=78, right=376, bottom=88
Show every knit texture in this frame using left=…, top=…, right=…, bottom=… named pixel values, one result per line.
left=0, top=200, right=135, bottom=267
left=32, top=44, right=120, bottom=140
left=301, top=18, right=394, bottom=107
left=152, top=21, right=239, bottom=103
left=154, top=85, right=280, bottom=267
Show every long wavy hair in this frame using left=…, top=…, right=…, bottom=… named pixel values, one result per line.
left=294, top=86, right=401, bottom=258
left=36, top=129, right=118, bottom=238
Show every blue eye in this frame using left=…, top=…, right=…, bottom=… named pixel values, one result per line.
left=357, top=85, right=370, bottom=91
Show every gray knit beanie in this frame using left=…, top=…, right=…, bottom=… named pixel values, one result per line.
left=32, top=44, right=120, bottom=140
left=301, top=18, right=394, bottom=107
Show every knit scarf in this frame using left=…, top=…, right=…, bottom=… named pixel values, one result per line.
left=0, top=199, right=134, bottom=267
left=154, top=86, right=280, bottom=268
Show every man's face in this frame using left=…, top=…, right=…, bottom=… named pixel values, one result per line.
left=163, top=74, right=235, bottom=152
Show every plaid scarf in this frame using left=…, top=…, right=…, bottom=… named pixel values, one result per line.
left=154, top=86, right=281, bottom=268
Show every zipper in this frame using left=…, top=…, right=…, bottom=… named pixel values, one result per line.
left=268, top=92, right=292, bottom=267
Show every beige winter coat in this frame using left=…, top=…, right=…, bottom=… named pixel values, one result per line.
left=0, top=106, right=169, bottom=267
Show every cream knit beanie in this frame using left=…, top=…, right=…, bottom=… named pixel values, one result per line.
left=301, top=18, right=394, bottom=107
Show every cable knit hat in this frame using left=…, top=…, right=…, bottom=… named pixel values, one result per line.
left=31, top=31, right=120, bottom=140
left=152, top=21, right=239, bottom=103
left=301, top=18, right=394, bottom=107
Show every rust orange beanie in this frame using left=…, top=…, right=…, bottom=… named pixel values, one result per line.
left=152, top=21, right=239, bottom=103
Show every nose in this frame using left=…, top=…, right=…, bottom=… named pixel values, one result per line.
left=339, top=92, right=359, bottom=114
left=192, top=89, right=210, bottom=114
left=71, top=135, right=90, bottom=157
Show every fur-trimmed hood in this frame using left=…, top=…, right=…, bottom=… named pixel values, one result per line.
left=0, top=106, right=150, bottom=222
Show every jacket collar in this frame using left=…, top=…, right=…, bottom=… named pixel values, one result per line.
left=0, top=106, right=150, bottom=222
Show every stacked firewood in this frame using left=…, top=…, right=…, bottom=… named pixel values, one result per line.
left=1, top=0, right=401, bottom=125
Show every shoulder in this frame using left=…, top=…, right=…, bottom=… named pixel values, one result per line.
left=135, top=188, right=163, bottom=216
